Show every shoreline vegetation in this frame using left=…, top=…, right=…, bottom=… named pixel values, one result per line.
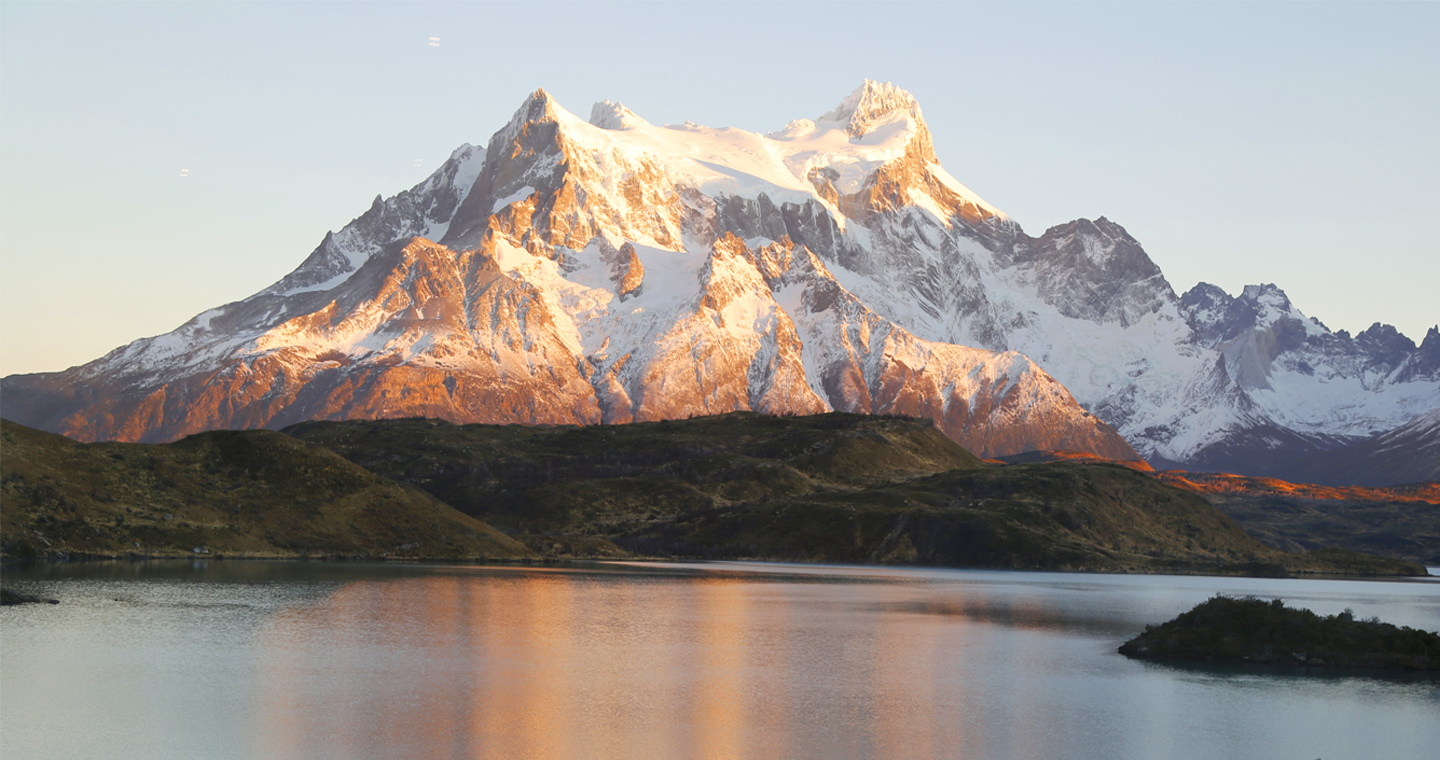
left=2, top=414, right=1430, bottom=577
left=1120, top=596, right=1440, bottom=671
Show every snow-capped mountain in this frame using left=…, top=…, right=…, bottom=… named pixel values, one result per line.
left=3, top=81, right=1435, bottom=474
left=0, top=83, right=1134, bottom=459
left=1167, top=283, right=1440, bottom=475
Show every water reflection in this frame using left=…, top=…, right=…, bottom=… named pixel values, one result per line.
left=235, top=565, right=1440, bottom=759
left=247, top=574, right=790, bottom=759
left=4, top=561, right=1438, bottom=760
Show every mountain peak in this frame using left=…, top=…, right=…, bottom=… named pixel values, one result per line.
left=496, top=87, right=579, bottom=139
left=1357, top=322, right=1416, bottom=352
left=589, top=100, right=649, bottom=130
left=473, top=88, right=587, bottom=175
left=819, top=80, right=923, bottom=137
left=516, top=87, right=562, bottom=121
left=1239, top=283, right=1289, bottom=305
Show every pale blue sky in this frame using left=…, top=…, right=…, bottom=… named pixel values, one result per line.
left=2, top=1, right=1436, bottom=376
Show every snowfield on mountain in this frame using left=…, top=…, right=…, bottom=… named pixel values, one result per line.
left=3, top=81, right=1435, bottom=475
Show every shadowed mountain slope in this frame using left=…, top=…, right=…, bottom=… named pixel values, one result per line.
left=1272, top=407, right=1440, bottom=487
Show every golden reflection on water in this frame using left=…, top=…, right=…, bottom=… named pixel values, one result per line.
left=247, top=569, right=1066, bottom=759
left=694, top=579, right=749, bottom=760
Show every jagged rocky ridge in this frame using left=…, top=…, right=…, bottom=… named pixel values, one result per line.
left=1163, top=285, right=1440, bottom=476
left=2, top=81, right=1436, bottom=471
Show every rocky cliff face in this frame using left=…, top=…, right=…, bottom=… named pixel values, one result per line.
left=4, top=81, right=1434, bottom=472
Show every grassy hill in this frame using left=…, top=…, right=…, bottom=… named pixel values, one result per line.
left=285, top=413, right=1424, bottom=576
left=0, top=419, right=533, bottom=561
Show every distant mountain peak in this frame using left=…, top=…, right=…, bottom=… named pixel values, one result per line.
left=589, top=100, right=649, bottom=130
left=1238, top=282, right=1290, bottom=306
left=497, top=87, right=573, bottom=137
left=1182, top=282, right=1323, bottom=346
left=819, top=80, right=924, bottom=138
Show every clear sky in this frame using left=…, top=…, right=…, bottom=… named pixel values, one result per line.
left=2, top=1, right=1436, bottom=377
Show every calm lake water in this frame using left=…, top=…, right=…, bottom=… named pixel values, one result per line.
left=2, top=560, right=1437, bottom=760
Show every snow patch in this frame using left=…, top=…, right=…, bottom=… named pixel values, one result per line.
left=492, top=185, right=536, bottom=213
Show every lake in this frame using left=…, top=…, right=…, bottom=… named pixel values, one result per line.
left=2, top=560, right=1437, bottom=760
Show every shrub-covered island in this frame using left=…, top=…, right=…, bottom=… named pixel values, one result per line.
left=1119, top=596, right=1440, bottom=670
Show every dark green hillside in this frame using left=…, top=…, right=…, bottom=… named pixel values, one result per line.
left=0, top=419, right=533, bottom=561
left=615, top=461, right=1418, bottom=574
left=1208, top=493, right=1440, bottom=565
left=1120, top=596, right=1440, bottom=670
left=287, top=413, right=1423, bottom=576
left=667, top=461, right=1272, bottom=571
left=284, top=412, right=982, bottom=536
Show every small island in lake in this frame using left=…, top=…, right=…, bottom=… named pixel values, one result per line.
left=1119, top=596, right=1440, bottom=671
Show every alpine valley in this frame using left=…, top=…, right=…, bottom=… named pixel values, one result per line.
left=3, top=82, right=1437, bottom=481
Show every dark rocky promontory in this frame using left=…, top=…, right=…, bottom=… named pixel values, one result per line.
left=1120, top=596, right=1440, bottom=671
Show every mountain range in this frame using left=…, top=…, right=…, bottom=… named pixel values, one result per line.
left=3, top=81, right=1436, bottom=481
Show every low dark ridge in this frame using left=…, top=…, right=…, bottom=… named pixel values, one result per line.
left=285, top=413, right=1425, bottom=576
